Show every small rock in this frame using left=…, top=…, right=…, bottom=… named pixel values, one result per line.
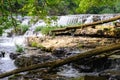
left=9, top=53, right=21, bottom=60
left=52, top=48, right=67, bottom=58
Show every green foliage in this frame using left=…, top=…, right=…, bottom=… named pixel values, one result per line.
left=1, top=0, right=120, bottom=35
left=20, top=25, right=29, bottom=34
left=100, top=8, right=114, bottom=14
left=35, top=25, right=65, bottom=35
left=77, top=0, right=120, bottom=13
left=0, top=16, right=16, bottom=35
left=15, top=25, right=29, bottom=35
left=35, top=26, right=42, bottom=32
left=114, top=0, right=120, bottom=13
left=31, top=42, right=38, bottom=47
left=30, top=41, right=45, bottom=49
left=0, top=28, right=3, bottom=36
left=37, top=44, right=46, bottom=50
left=15, top=44, right=24, bottom=53
left=41, top=26, right=54, bottom=35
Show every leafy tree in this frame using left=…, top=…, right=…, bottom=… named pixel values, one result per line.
left=77, top=0, right=118, bottom=13
left=0, top=0, right=120, bottom=36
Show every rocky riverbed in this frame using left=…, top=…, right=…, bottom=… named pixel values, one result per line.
left=6, top=35, right=120, bottom=80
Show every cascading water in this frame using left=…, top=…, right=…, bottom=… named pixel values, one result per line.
left=20, top=14, right=120, bottom=37
left=84, top=15, right=93, bottom=24
left=57, top=14, right=120, bottom=27
left=57, top=65, right=81, bottom=77
left=0, top=35, right=26, bottom=72
left=0, top=14, right=120, bottom=79
left=0, top=16, right=46, bottom=73
left=24, top=20, right=45, bottom=37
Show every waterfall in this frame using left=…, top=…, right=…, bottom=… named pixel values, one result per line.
left=57, top=15, right=80, bottom=26
left=0, top=14, right=120, bottom=79
left=24, top=20, right=46, bottom=37
left=84, top=15, right=93, bottom=24
left=57, top=14, right=120, bottom=26
left=1, top=14, right=120, bottom=47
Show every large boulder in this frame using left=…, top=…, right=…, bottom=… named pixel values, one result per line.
left=14, top=54, right=54, bottom=67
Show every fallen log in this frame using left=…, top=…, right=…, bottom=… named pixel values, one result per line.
left=54, top=32, right=120, bottom=38
left=1, top=43, right=120, bottom=78
left=51, top=15, right=120, bottom=33
left=83, top=50, right=120, bottom=65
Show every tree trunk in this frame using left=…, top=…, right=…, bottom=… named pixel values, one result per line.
left=51, top=15, right=120, bottom=33
left=1, top=43, right=120, bottom=78
left=54, top=32, right=120, bottom=38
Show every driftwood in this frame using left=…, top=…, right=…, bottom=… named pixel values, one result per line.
left=1, top=43, right=120, bottom=78
left=55, top=32, right=120, bottom=38
left=51, top=15, right=120, bottom=33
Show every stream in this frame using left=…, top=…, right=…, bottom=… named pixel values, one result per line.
left=0, top=14, right=120, bottom=80
left=0, top=37, right=16, bottom=80
left=0, top=37, right=16, bottom=72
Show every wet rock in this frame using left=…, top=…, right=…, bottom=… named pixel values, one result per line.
left=65, top=50, right=80, bottom=56
left=9, top=53, right=21, bottom=60
left=14, top=54, right=54, bottom=67
left=30, top=54, right=54, bottom=63
left=109, top=75, right=120, bottom=80
left=0, top=51, right=6, bottom=57
left=52, top=48, right=67, bottom=58
left=99, top=69, right=120, bottom=80
left=0, top=51, right=5, bottom=57
left=23, top=72, right=67, bottom=80
left=79, top=65, right=93, bottom=72
left=14, top=56, right=32, bottom=67
left=7, top=32, right=13, bottom=37
left=93, top=16, right=101, bottom=22
left=72, top=58, right=111, bottom=73
left=83, top=75, right=107, bottom=80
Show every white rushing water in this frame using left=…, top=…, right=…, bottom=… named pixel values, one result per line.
left=0, top=52, right=16, bottom=72
left=0, top=34, right=27, bottom=80
left=0, top=45, right=16, bottom=80
left=57, top=65, right=80, bottom=77
left=0, top=37, right=22, bottom=73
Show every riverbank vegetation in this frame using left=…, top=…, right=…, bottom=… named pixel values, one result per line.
left=35, top=25, right=65, bottom=35
left=0, top=0, right=120, bottom=35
